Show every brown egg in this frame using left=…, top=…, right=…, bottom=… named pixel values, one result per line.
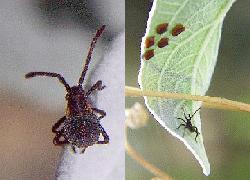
left=145, top=36, right=155, bottom=48
left=158, top=38, right=169, bottom=48
left=143, top=49, right=154, bottom=60
left=156, top=23, right=168, bottom=34
left=172, top=24, right=185, bottom=36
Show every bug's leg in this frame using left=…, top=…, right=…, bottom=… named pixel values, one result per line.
left=53, top=131, right=69, bottom=146
left=176, top=123, right=185, bottom=130
left=92, top=108, right=106, bottom=120
left=86, top=80, right=106, bottom=96
left=181, top=107, right=188, bottom=119
left=52, top=116, right=66, bottom=133
left=97, top=125, right=109, bottom=144
left=25, top=72, right=71, bottom=92
left=71, top=145, right=77, bottom=153
left=78, top=25, right=106, bottom=85
left=81, top=148, right=86, bottom=154
left=182, top=127, right=188, bottom=137
left=194, top=127, right=200, bottom=142
left=177, top=117, right=186, bottom=123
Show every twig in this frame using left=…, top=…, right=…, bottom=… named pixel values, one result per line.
left=125, top=86, right=250, bottom=112
left=125, top=125, right=172, bottom=180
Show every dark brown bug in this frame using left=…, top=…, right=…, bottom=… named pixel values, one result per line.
left=172, top=24, right=185, bottom=36
left=145, top=36, right=155, bottom=48
left=25, top=25, right=109, bottom=153
left=157, top=37, right=169, bottom=48
left=156, top=23, right=168, bottom=34
left=143, top=49, right=154, bottom=60
left=176, top=107, right=200, bottom=142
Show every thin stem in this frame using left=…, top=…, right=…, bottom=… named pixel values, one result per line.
left=125, top=86, right=250, bottom=112
left=125, top=125, right=172, bottom=180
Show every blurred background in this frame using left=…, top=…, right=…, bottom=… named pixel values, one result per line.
left=0, top=0, right=124, bottom=180
left=126, top=0, right=250, bottom=179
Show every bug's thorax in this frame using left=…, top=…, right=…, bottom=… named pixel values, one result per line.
left=65, top=85, right=93, bottom=117
left=186, top=118, right=196, bottom=132
left=186, top=119, right=192, bottom=127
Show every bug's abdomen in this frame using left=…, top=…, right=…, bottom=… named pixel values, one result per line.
left=63, top=115, right=100, bottom=148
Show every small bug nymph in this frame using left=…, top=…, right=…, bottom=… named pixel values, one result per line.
left=25, top=25, right=109, bottom=153
left=176, top=107, right=201, bottom=142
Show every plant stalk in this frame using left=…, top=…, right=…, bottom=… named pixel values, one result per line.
left=125, top=86, right=250, bottom=112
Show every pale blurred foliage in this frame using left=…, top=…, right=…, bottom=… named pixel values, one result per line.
left=125, top=102, right=149, bottom=129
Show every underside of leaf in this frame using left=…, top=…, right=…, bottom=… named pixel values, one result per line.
left=138, top=0, right=236, bottom=176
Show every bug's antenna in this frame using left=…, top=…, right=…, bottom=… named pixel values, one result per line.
left=78, top=25, right=106, bottom=85
left=190, top=107, right=201, bottom=118
left=25, top=72, right=71, bottom=92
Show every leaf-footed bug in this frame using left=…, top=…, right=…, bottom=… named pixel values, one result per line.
left=176, top=107, right=201, bottom=142
left=25, top=25, right=109, bottom=153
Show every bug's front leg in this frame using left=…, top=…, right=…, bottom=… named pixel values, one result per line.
left=86, top=80, right=106, bottom=96
left=92, top=108, right=106, bottom=120
left=97, top=125, right=109, bottom=144
left=52, top=116, right=66, bottom=133
left=177, top=117, right=186, bottom=123
left=181, top=107, right=188, bottom=120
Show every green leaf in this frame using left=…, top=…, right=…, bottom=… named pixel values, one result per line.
left=138, top=0, right=236, bottom=176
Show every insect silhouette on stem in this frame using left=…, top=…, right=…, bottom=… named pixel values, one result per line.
left=176, top=107, right=201, bottom=142
left=25, top=25, right=109, bottom=153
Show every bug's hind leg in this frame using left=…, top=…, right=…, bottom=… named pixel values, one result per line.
left=52, top=116, right=66, bottom=133
left=70, top=146, right=87, bottom=154
left=97, top=125, right=109, bottom=144
left=194, top=127, right=200, bottom=142
left=92, top=108, right=106, bottom=120
left=86, top=80, right=106, bottom=96
left=53, top=130, right=69, bottom=146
